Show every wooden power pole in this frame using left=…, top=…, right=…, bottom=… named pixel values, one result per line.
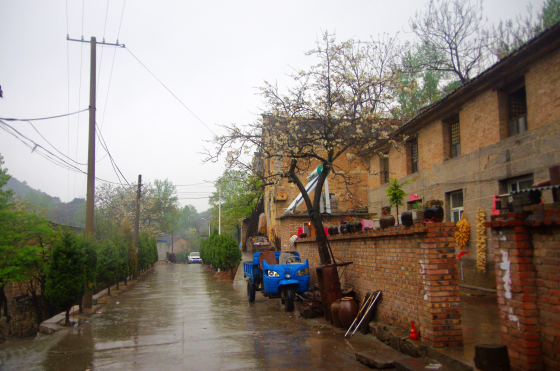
left=135, top=175, right=142, bottom=253
left=67, top=35, right=125, bottom=309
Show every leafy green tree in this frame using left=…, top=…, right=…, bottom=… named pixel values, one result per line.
left=541, top=0, right=560, bottom=28
left=110, top=232, right=129, bottom=289
left=392, top=44, right=445, bottom=121
left=121, top=220, right=136, bottom=281
left=209, top=171, right=263, bottom=235
left=96, top=240, right=120, bottom=295
left=82, top=238, right=97, bottom=295
left=0, top=154, right=58, bottom=320
left=45, top=230, right=86, bottom=325
left=214, top=234, right=242, bottom=279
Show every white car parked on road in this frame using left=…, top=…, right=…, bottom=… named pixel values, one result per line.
left=188, top=252, right=202, bottom=264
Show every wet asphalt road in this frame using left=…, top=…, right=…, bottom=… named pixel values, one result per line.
left=0, top=263, right=374, bottom=371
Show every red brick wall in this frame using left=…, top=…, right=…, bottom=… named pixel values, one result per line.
left=488, top=208, right=560, bottom=371
left=291, top=222, right=463, bottom=348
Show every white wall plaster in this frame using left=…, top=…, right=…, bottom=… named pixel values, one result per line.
left=499, top=250, right=512, bottom=299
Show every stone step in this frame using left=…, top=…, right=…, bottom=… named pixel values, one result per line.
left=395, top=357, right=456, bottom=371
left=355, top=348, right=412, bottom=369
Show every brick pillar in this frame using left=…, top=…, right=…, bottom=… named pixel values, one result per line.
left=417, top=222, right=463, bottom=348
left=488, top=213, right=543, bottom=371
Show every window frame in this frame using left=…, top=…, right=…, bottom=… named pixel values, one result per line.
left=410, top=137, right=419, bottom=174
left=380, top=154, right=389, bottom=185
left=449, top=115, right=461, bottom=158
left=508, top=86, right=528, bottom=136
left=450, top=190, right=464, bottom=224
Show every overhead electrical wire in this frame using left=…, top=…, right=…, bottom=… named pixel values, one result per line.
left=26, top=120, right=87, bottom=166
left=125, top=48, right=216, bottom=136
left=0, top=119, right=122, bottom=186
left=0, top=108, right=89, bottom=122
left=95, top=122, right=130, bottom=186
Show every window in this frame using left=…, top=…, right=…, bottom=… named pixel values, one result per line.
left=508, top=176, right=533, bottom=194
left=508, top=86, right=527, bottom=136
left=381, top=155, right=389, bottom=184
left=450, top=191, right=464, bottom=223
left=411, top=138, right=419, bottom=173
left=449, top=115, right=461, bottom=158
left=500, top=174, right=534, bottom=202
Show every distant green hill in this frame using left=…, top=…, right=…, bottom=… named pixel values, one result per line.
left=2, top=177, right=85, bottom=226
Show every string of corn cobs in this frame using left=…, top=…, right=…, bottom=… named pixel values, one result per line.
left=476, top=208, right=487, bottom=273
left=454, top=214, right=470, bottom=250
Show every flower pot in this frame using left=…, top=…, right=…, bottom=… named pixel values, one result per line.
left=338, top=297, right=359, bottom=329
left=424, top=206, right=444, bottom=222
left=401, top=211, right=414, bottom=226
left=300, top=233, right=307, bottom=238
left=373, top=219, right=381, bottom=230
left=379, top=215, right=395, bottom=229
left=330, top=299, right=343, bottom=328
left=353, top=221, right=363, bottom=233
left=340, top=224, right=348, bottom=234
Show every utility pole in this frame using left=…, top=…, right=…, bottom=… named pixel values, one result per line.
left=67, top=35, right=125, bottom=309
left=85, top=36, right=96, bottom=240
left=135, top=175, right=142, bottom=254
left=219, top=188, right=221, bottom=235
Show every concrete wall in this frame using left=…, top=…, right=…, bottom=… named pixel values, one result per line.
left=290, top=222, right=463, bottom=348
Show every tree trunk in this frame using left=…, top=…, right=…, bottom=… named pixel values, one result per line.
left=124, top=276, right=128, bottom=286
left=31, top=293, right=43, bottom=324
left=116, top=281, right=119, bottom=290
left=65, top=307, right=70, bottom=326
left=0, top=284, right=9, bottom=321
left=79, top=295, right=83, bottom=314
left=107, top=281, right=111, bottom=295
left=311, top=215, right=331, bottom=265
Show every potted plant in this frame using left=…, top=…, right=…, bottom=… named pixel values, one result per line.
left=385, top=178, right=412, bottom=226
left=412, top=201, right=424, bottom=222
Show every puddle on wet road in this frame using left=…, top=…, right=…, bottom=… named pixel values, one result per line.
left=0, top=264, right=372, bottom=370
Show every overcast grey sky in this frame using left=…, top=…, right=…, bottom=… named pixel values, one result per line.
left=0, top=0, right=544, bottom=212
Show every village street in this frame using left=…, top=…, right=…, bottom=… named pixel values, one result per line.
left=0, top=262, right=376, bottom=371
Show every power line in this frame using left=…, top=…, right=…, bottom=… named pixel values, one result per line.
left=0, top=119, right=124, bottom=186
left=125, top=48, right=216, bottom=136
left=26, top=120, right=87, bottom=166
left=95, top=122, right=130, bottom=186
left=0, top=108, right=88, bottom=122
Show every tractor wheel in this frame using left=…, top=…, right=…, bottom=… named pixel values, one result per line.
left=247, top=280, right=256, bottom=303
left=285, top=286, right=295, bottom=312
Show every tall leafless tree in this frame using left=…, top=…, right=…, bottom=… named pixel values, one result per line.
left=205, top=33, right=403, bottom=265
left=409, top=0, right=490, bottom=84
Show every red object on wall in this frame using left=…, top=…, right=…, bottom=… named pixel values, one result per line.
left=410, top=320, right=419, bottom=339
left=297, top=227, right=303, bottom=238
left=492, top=195, right=500, bottom=216
left=324, top=226, right=329, bottom=236
left=409, top=194, right=419, bottom=202
left=457, top=251, right=469, bottom=261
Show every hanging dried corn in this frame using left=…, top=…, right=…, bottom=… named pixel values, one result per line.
left=476, top=207, right=487, bottom=273
left=454, top=214, right=470, bottom=250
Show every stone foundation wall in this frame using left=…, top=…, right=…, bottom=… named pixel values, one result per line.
left=8, top=295, right=50, bottom=338
left=487, top=205, right=560, bottom=371
left=292, top=222, right=463, bottom=348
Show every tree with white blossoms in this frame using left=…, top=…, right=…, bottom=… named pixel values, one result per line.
left=206, top=33, right=403, bottom=265
left=94, top=182, right=169, bottom=241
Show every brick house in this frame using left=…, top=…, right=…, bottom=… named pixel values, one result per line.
left=367, top=22, right=560, bottom=291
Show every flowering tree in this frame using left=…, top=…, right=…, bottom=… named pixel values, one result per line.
left=94, top=181, right=171, bottom=241
left=206, top=33, right=403, bottom=265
